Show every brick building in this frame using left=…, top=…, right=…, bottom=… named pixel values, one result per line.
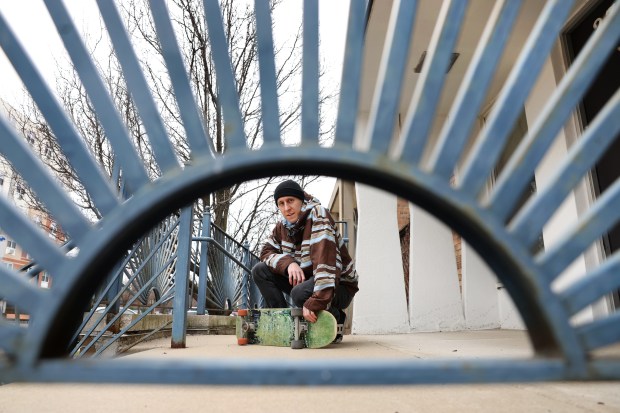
left=1, top=102, right=67, bottom=320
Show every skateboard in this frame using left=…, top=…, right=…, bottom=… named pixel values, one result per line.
left=236, top=308, right=338, bottom=349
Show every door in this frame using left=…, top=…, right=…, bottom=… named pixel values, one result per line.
left=566, top=0, right=620, bottom=307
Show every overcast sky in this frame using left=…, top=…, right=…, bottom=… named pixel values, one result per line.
left=0, top=0, right=347, bottom=203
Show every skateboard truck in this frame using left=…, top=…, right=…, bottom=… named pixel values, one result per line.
left=291, top=307, right=306, bottom=349
left=242, top=320, right=256, bottom=334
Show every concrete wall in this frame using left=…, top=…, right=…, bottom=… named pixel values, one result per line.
left=409, top=205, right=465, bottom=331
left=461, top=241, right=502, bottom=329
left=345, top=0, right=613, bottom=335
left=353, top=184, right=410, bottom=334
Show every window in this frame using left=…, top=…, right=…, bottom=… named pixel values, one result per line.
left=15, top=185, right=25, bottom=200
left=49, top=222, right=57, bottom=239
left=0, top=176, right=4, bottom=187
left=4, top=262, right=14, bottom=270
left=6, top=240, right=16, bottom=255
left=40, top=272, right=50, bottom=288
left=26, top=132, right=35, bottom=145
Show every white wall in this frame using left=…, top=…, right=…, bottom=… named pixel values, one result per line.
left=461, top=241, right=501, bottom=329
left=409, top=205, right=465, bottom=331
left=352, top=184, right=410, bottom=334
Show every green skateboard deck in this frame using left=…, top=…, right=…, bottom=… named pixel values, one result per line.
left=236, top=308, right=337, bottom=349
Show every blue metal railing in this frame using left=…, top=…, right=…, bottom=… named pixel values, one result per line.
left=1, top=0, right=620, bottom=385
left=191, top=211, right=262, bottom=314
left=71, top=204, right=261, bottom=356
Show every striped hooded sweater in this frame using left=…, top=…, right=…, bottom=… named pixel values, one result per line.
left=260, top=193, right=359, bottom=311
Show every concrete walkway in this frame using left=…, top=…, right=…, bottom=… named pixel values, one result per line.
left=1, top=330, right=619, bottom=412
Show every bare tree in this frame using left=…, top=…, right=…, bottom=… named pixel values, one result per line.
left=15, top=0, right=333, bottom=246
left=227, top=175, right=321, bottom=254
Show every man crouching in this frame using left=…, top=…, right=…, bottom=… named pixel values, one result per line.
left=252, top=179, right=359, bottom=342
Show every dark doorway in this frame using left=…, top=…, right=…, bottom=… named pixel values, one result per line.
left=566, top=0, right=620, bottom=307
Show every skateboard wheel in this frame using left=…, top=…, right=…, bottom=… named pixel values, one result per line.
left=291, top=339, right=305, bottom=349
left=237, top=337, right=249, bottom=346
left=237, top=309, right=248, bottom=316
left=291, top=308, right=303, bottom=317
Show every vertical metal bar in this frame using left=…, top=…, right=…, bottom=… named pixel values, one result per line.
left=362, top=0, right=417, bottom=153
left=148, top=0, right=214, bottom=157
left=197, top=211, right=211, bottom=315
left=394, top=0, right=469, bottom=163
left=341, top=221, right=349, bottom=248
left=242, top=242, right=250, bottom=309
left=254, top=0, right=281, bottom=145
left=0, top=12, right=119, bottom=216
left=189, top=244, right=196, bottom=308
left=14, top=306, right=21, bottom=326
left=96, top=0, right=180, bottom=174
left=43, top=0, right=151, bottom=196
left=106, top=261, right=123, bottom=315
left=458, top=0, right=574, bottom=197
left=488, top=3, right=620, bottom=221
left=301, top=0, right=319, bottom=144
left=203, top=0, right=247, bottom=151
left=427, top=0, right=523, bottom=179
left=334, top=0, right=367, bottom=147
left=171, top=206, right=193, bottom=348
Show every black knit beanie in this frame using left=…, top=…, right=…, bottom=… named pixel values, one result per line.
left=274, top=180, right=305, bottom=204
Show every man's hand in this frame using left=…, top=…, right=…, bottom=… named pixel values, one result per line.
left=303, top=306, right=317, bottom=323
left=287, top=262, right=305, bottom=286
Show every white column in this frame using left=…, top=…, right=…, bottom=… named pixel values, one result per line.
left=409, top=205, right=465, bottom=331
left=461, top=241, right=500, bottom=329
left=498, top=286, right=525, bottom=329
left=352, top=184, right=410, bottom=334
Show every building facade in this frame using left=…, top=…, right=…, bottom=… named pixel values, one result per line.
left=1, top=102, right=66, bottom=319
left=328, top=0, right=619, bottom=334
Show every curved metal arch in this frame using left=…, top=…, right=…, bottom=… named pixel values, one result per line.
left=28, top=147, right=573, bottom=362
left=0, top=0, right=619, bottom=384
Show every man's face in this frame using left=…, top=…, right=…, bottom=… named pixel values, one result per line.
left=277, top=196, right=303, bottom=224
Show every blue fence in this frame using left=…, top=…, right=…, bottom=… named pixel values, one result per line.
left=0, top=0, right=619, bottom=385
left=67, top=204, right=261, bottom=357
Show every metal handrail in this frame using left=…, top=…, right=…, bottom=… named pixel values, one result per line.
left=192, top=236, right=252, bottom=273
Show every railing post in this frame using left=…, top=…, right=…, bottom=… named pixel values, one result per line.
left=242, top=242, right=251, bottom=309
left=196, top=210, right=211, bottom=315
left=171, top=205, right=193, bottom=348
left=105, top=260, right=123, bottom=314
